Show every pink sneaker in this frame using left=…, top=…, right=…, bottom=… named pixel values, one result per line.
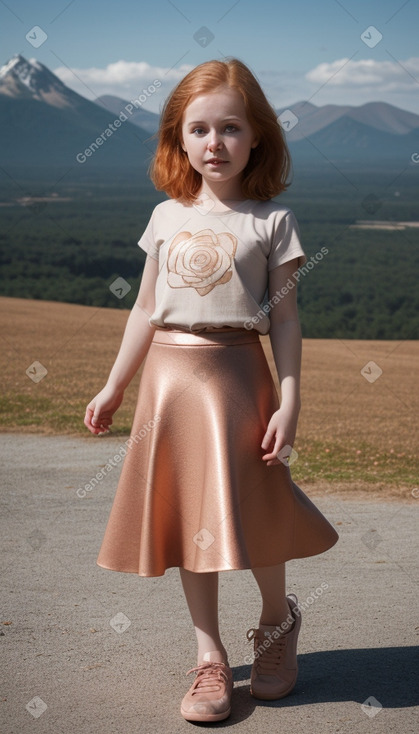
left=180, top=653, right=233, bottom=722
left=247, top=594, right=301, bottom=700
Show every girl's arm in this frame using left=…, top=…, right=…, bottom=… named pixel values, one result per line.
left=261, top=258, right=302, bottom=466
left=84, top=255, right=159, bottom=435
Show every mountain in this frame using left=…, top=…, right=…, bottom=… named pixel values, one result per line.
left=0, top=54, right=93, bottom=108
left=97, top=95, right=159, bottom=134
left=278, top=99, right=419, bottom=164
left=287, top=115, right=419, bottom=165
left=0, top=55, right=155, bottom=171
left=278, top=99, right=419, bottom=140
left=1, top=54, right=419, bottom=175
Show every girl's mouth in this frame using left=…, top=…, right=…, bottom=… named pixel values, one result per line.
left=206, top=158, right=227, bottom=166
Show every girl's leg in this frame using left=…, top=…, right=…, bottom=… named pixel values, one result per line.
left=179, top=568, right=228, bottom=664
left=249, top=563, right=301, bottom=701
left=251, top=562, right=290, bottom=626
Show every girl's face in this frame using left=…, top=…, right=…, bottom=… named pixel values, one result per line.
left=180, top=85, right=259, bottom=200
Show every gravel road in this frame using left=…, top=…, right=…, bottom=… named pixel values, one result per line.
left=1, top=433, right=418, bottom=733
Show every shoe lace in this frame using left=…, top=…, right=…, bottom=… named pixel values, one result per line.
left=185, top=662, right=230, bottom=695
left=246, top=628, right=287, bottom=675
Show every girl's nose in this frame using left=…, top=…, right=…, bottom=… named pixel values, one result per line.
left=207, top=132, right=222, bottom=151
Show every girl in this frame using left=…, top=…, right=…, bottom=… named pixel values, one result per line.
left=84, top=58, right=338, bottom=723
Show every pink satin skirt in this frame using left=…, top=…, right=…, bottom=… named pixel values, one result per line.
left=96, top=329, right=338, bottom=577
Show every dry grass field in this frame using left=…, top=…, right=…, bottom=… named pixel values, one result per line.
left=0, top=297, right=417, bottom=499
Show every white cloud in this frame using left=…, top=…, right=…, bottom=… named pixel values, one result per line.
left=306, top=57, right=419, bottom=92
left=52, top=57, right=419, bottom=116
left=53, top=60, right=193, bottom=111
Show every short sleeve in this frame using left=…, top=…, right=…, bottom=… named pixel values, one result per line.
left=268, top=210, right=307, bottom=271
left=137, top=209, right=159, bottom=260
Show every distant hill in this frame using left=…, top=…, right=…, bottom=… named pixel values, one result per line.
left=288, top=115, right=418, bottom=164
left=0, top=55, right=155, bottom=170
left=1, top=54, right=419, bottom=174
left=280, top=99, right=419, bottom=164
left=279, top=99, right=419, bottom=139
left=97, top=95, right=160, bottom=134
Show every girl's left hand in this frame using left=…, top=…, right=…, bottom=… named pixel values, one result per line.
left=261, top=407, right=299, bottom=466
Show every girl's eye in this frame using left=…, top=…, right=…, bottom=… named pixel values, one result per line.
left=190, top=125, right=238, bottom=135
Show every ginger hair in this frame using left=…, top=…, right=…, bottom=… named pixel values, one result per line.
left=150, top=58, right=291, bottom=202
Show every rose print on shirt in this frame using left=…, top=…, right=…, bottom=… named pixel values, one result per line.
left=167, top=229, right=237, bottom=296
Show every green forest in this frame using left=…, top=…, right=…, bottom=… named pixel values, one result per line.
left=1, top=165, right=418, bottom=339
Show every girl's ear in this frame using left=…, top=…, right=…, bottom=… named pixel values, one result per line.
left=251, top=136, right=259, bottom=149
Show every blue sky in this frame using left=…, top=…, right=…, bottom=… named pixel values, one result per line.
left=1, top=0, right=419, bottom=114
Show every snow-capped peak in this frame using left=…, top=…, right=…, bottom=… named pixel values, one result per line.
left=0, top=54, right=54, bottom=92
left=0, top=54, right=80, bottom=108
left=0, top=54, right=27, bottom=78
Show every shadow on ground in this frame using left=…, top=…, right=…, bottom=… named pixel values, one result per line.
left=204, top=646, right=419, bottom=727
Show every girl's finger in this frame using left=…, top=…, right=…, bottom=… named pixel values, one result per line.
left=261, top=425, right=275, bottom=450
left=92, top=408, right=102, bottom=426
left=273, top=436, right=288, bottom=459
left=262, top=448, right=278, bottom=461
left=84, top=409, right=95, bottom=431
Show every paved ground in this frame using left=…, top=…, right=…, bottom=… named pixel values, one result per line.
left=1, top=433, right=418, bottom=734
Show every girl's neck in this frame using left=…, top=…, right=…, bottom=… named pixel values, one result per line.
left=196, top=183, right=248, bottom=212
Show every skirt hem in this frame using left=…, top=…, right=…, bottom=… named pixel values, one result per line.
left=96, top=540, right=338, bottom=577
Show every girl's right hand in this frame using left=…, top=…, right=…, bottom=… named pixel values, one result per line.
left=84, top=385, right=124, bottom=435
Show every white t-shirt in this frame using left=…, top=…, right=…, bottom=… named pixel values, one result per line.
left=138, top=198, right=306, bottom=334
